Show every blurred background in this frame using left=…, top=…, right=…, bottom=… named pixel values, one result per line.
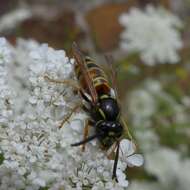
left=0, top=0, right=190, bottom=189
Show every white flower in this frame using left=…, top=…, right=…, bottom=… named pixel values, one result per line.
left=135, top=129, right=159, bottom=152
left=116, top=170, right=129, bottom=187
left=0, top=38, right=12, bottom=64
left=0, top=8, right=32, bottom=32
left=145, top=147, right=190, bottom=190
left=119, top=139, right=144, bottom=167
left=128, top=89, right=156, bottom=123
left=0, top=38, right=143, bottom=189
left=0, top=38, right=13, bottom=125
left=119, top=5, right=183, bottom=65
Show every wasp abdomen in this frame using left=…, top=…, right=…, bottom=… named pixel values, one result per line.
left=75, top=56, right=111, bottom=96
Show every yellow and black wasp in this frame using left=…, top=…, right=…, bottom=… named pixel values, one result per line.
left=71, top=43, right=133, bottom=181
left=45, top=43, right=132, bottom=181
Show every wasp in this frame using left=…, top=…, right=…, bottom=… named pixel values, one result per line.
left=44, top=43, right=132, bottom=181
left=71, top=43, right=133, bottom=180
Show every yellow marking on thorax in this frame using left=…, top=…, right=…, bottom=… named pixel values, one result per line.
left=98, top=108, right=106, bottom=119
left=100, top=94, right=109, bottom=99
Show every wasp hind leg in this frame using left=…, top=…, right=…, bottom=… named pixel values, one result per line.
left=59, top=103, right=83, bottom=128
left=44, top=75, right=80, bottom=91
left=44, top=75, right=92, bottom=103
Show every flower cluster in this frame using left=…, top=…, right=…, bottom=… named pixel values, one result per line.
left=119, top=5, right=183, bottom=65
left=0, top=38, right=143, bottom=190
left=128, top=143, right=190, bottom=190
left=126, top=78, right=190, bottom=190
left=0, top=38, right=13, bottom=126
left=0, top=8, right=32, bottom=32
left=127, top=79, right=189, bottom=128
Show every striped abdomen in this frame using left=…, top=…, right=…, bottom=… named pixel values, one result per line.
left=75, top=56, right=111, bottom=96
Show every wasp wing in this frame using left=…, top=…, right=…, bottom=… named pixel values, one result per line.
left=120, top=116, right=134, bottom=142
left=104, top=54, right=135, bottom=140
left=104, top=54, right=119, bottom=99
left=72, top=43, right=98, bottom=105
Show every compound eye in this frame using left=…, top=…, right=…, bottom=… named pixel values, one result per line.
left=112, top=123, right=117, bottom=128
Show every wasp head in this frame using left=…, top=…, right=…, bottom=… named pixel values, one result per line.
left=96, top=120, right=123, bottom=148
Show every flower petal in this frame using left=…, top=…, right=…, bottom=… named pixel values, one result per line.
left=117, top=170, right=129, bottom=188
left=127, top=154, right=144, bottom=167
left=120, top=139, right=136, bottom=156
left=118, top=177, right=129, bottom=187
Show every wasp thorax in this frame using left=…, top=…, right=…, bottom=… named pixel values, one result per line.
left=99, top=98, right=119, bottom=121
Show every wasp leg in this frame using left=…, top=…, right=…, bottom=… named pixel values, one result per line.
left=49, top=89, right=67, bottom=106
left=44, top=75, right=80, bottom=91
left=59, top=103, right=82, bottom=129
left=112, top=142, right=120, bottom=182
left=106, top=142, right=118, bottom=159
left=82, top=119, right=95, bottom=152
left=121, top=116, right=133, bottom=141
left=44, top=75, right=92, bottom=103
left=81, top=104, right=89, bottom=112
left=82, top=119, right=90, bottom=152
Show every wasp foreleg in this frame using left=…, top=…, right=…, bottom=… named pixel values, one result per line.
left=82, top=119, right=90, bottom=152
left=82, top=119, right=96, bottom=151
left=112, top=142, right=120, bottom=182
left=106, top=142, right=118, bottom=159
